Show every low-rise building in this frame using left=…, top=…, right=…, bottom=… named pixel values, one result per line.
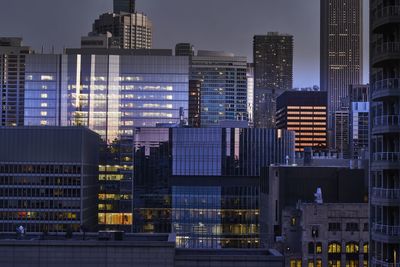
left=0, top=127, right=100, bottom=233
left=282, top=203, right=369, bottom=267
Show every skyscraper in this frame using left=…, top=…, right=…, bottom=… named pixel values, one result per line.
left=91, top=0, right=152, bottom=50
left=113, top=0, right=135, bottom=13
left=0, top=38, right=33, bottom=126
left=320, top=0, right=363, bottom=146
left=370, top=1, right=400, bottom=266
left=253, top=33, right=293, bottom=128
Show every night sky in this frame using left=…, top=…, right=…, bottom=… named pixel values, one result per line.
left=0, top=0, right=369, bottom=87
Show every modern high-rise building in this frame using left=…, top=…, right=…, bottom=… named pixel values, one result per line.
left=24, top=49, right=189, bottom=139
left=113, top=0, right=135, bottom=13
left=253, top=33, right=293, bottom=128
left=276, top=91, right=328, bottom=152
left=247, top=63, right=254, bottom=126
left=91, top=0, right=152, bottom=50
left=0, top=127, right=100, bottom=233
left=0, top=38, right=34, bottom=127
left=23, top=49, right=189, bottom=231
left=133, top=127, right=295, bottom=248
left=370, top=1, right=400, bottom=266
left=349, top=84, right=369, bottom=159
left=190, top=51, right=248, bottom=127
left=320, top=0, right=363, bottom=145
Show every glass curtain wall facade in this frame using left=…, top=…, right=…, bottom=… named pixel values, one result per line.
left=370, top=1, right=400, bottom=266
left=190, top=51, right=248, bottom=127
left=349, top=84, right=370, bottom=159
left=23, top=51, right=189, bottom=231
left=132, top=127, right=295, bottom=248
left=24, top=54, right=63, bottom=127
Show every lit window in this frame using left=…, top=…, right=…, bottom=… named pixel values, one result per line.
left=41, top=93, right=48, bottom=98
left=41, top=75, right=54, bottom=81
left=40, top=111, right=47, bottom=116
left=41, top=103, right=48, bottom=107
left=40, top=120, right=47, bottom=126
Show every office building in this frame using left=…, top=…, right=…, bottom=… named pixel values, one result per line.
left=261, top=164, right=367, bottom=247
left=370, top=1, right=400, bottom=266
left=0, top=38, right=34, bottom=126
left=23, top=49, right=189, bottom=231
left=253, top=33, right=293, bottom=128
left=113, top=0, right=135, bottom=13
left=172, top=176, right=260, bottom=249
left=282, top=203, right=369, bottom=267
left=0, top=127, right=100, bottom=233
left=320, top=0, right=363, bottom=145
left=133, top=127, right=295, bottom=248
left=334, top=110, right=350, bottom=158
left=92, top=1, right=152, bottom=50
left=24, top=54, right=62, bottom=127
left=190, top=51, right=248, bottom=127
left=349, top=85, right=369, bottom=159
left=24, top=49, right=189, bottom=140
left=276, top=91, right=328, bottom=152
left=247, top=63, right=254, bottom=125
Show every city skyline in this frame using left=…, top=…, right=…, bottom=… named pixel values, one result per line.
left=0, top=0, right=369, bottom=88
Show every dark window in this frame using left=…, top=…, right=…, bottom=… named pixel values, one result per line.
left=346, top=223, right=359, bottom=232
left=329, top=222, right=341, bottom=231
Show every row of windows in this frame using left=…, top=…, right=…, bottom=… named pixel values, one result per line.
left=0, top=199, right=80, bottom=209
left=328, top=222, right=368, bottom=232
left=0, top=188, right=81, bottom=198
left=308, top=242, right=368, bottom=254
left=0, top=165, right=81, bottom=174
left=0, top=177, right=81, bottom=186
left=0, top=211, right=79, bottom=221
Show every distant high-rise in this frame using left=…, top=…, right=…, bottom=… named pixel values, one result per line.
left=113, top=0, right=135, bottom=13
left=370, top=1, right=400, bottom=265
left=0, top=38, right=33, bottom=126
left=91, top=0, right=152, bottom=49
left=253, top=33, right=293, bottom=128
left=320, top=0, right=363, bottom=144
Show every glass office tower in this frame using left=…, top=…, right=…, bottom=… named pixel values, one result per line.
left=133, top=127, right=295, bottom=248
left=24, top=49, right=189, bottom=231
left=190, top=51, right=248, bottom=127
left=24, top=54, right=63, bottom=127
